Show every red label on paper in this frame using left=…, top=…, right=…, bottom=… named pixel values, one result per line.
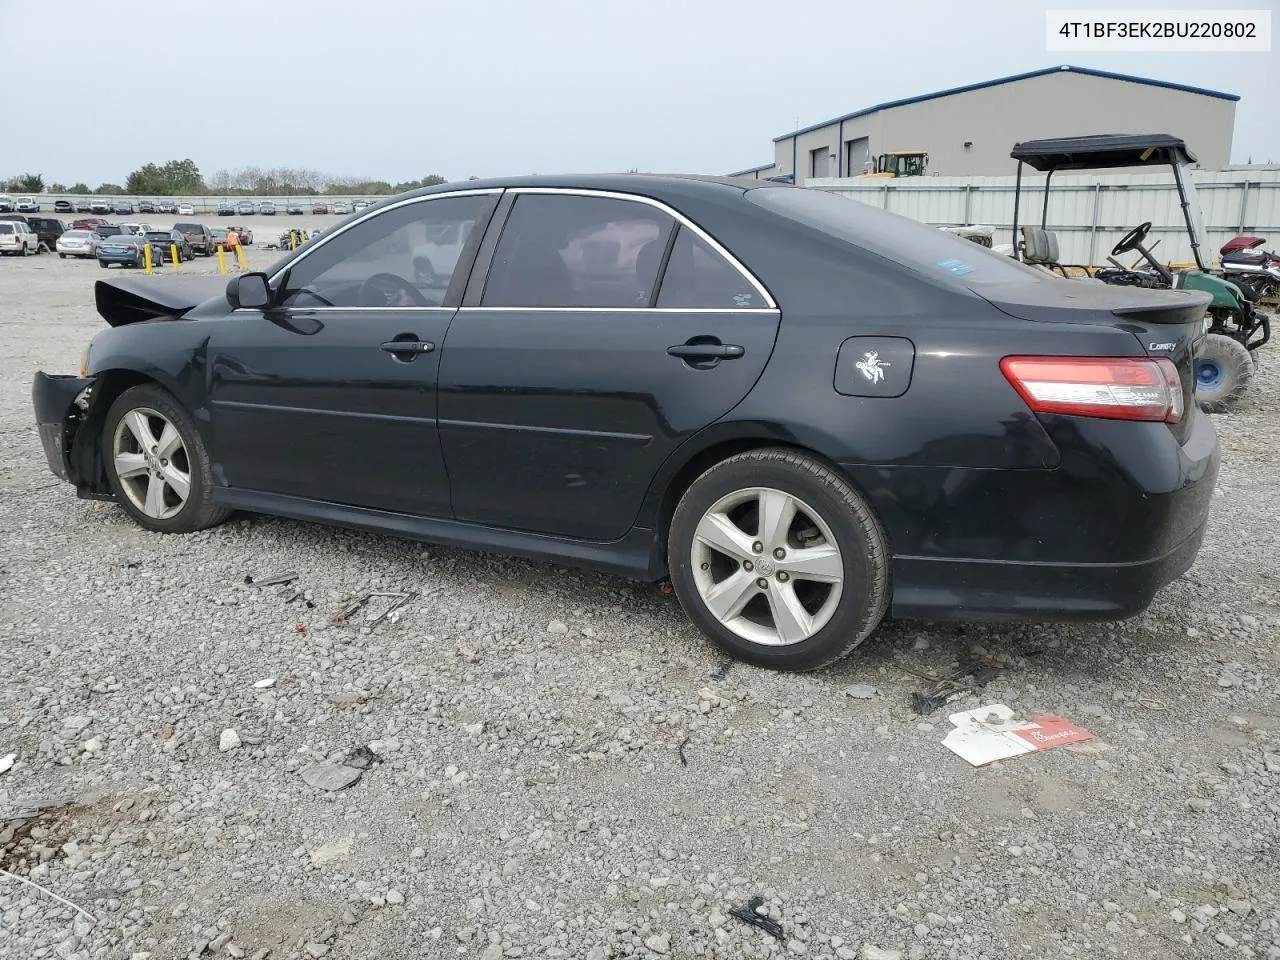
left=1012, top=715, right=1094, bottom=751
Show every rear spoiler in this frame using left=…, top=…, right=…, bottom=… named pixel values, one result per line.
left=94, top=276, right=230, bottom=328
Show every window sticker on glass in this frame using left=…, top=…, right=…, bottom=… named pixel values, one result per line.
left=936, top=258, right=975, bottom=276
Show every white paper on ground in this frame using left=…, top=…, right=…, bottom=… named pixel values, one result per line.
left=942, top=704, right=1095, bottom=767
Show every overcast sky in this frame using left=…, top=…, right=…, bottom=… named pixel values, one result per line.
left=1, top=0, right=1276, bottom=186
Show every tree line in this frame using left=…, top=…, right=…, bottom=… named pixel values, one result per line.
left=2, top=161, right=450, bottom=197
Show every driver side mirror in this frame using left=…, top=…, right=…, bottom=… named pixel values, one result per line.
left=226, top=272, right=272, bottom=310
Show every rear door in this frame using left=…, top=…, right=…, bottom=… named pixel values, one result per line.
left=437, top=189, right=780, bottom=541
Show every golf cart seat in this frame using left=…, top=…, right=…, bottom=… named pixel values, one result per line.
left=1020, top=227, right=1100, bottom=280
left=1021, top=226, right=1060, bottom=264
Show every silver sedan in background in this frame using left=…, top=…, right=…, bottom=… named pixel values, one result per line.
left=56, top=230, right=98, bottom=259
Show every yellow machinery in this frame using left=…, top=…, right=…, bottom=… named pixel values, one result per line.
left=857, top=151, right=929, bottom=179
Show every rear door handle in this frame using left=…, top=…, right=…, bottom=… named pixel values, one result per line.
left=380, top=339, right=435, bottom=356
left=666, top=343, right=745, bottom=360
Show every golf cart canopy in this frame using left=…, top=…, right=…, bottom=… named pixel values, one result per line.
left=1010, top=134, right=1198, bottom=172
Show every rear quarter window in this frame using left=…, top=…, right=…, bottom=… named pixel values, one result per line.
left=747, top=186, right=1045, bottom=287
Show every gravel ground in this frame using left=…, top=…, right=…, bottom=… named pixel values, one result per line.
left=1, top=252, right=1278, bottom=960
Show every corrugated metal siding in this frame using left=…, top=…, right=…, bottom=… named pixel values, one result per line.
left=806, top=170, right=1280, bottom=266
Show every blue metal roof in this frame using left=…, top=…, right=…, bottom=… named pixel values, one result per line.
left=772, top=65, right=1240, bottom=143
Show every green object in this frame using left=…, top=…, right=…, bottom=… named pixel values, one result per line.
left=1181, top=270, right=1243, bottom=310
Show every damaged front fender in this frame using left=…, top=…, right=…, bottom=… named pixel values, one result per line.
left=31, top=373, right=112, bottom=500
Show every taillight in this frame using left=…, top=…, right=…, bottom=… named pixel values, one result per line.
left=1000, top=356, right=1184, bottom=424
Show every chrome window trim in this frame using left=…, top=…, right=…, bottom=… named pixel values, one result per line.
left=497, top=187, right=778, bottom=311
left=459, top=306, right=781, bottom=315
left=231, top=306, right=457, bottom=315
left=266, top=188, right=503, bottom=287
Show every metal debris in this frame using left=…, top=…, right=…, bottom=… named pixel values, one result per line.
left=909, top=657, right=1005, bottom=716
left=0, top=867, right=97, bottom=923
left=729, top=896, right=785, bottom=940
left=244, top=571, right=299, bottom=588
left=332, top=591, right=416, bottom=625
left=677, top=737, right=691, bottom=767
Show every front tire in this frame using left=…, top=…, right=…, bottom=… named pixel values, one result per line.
left=667, top=448, right=889, bottom=671
left=102, top=384, right=232, bottom=534
left=1195, top=333, right=1253, bottom=413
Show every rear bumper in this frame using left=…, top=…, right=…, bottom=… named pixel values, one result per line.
left=32, top=373, right=94, bottom=484
left=845, top=408, right=1220, bottom=623
left=889, top=521, right=1207, bottom=621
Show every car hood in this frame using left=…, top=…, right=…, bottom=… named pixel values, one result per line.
left=95, top=275, right=229, bottom=327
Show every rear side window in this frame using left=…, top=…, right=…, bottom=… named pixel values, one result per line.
left=656, top=226, right=764, bottom=309
left=482, top=194, right=674, bottom=308
left=0, top=224, right=13, bottom=234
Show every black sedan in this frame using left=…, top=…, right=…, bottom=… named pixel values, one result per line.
left=31, top=175, right=1218, bottom=671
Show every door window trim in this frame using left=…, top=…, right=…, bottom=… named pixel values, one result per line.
left=255, top=188, right=503, bottom=312
left=468, top=187, right=778, bottom=312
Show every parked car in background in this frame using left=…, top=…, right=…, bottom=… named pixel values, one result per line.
left=229, top=225, right=253, bottom=245
left=236, top=200, right=255, bottom=216
left=173, top=221, right=215, bottom=256
left=92, top=224, right=125, bottom=239
left=89, top=200, right=112, bottom=214
left=259, top=201, right=277, bottom=215
left=75, top=199, right=94, bottom=213
left=119, top=222, right=156, bottom=236
left=145, top=230, right=193, bottom=262
left=0, top=221, right=40, bottom=255
left=0, top=195, right=13, bottom=212
left=209, top=226, right=230, bottom=250
left=351, top=200, right=371, bottom=212
left=113, top=202, right=135, bottom=215
left=287, top=204, right=305, bottom=215
left=16, top=197, right=39, bottom=213
left=56, top=230, right=98, bottom=259
left=27, top=217, right=68, bottom=252
left=139, top=201, right=156, bottom=214
left=217, top=204, right=235, bottom=216
left=176, top=202, right=196, bottom=216
left=311, top=202, right=329, bottom=214
left=95, top=234, right=150, bottom=268
left=332, top=201, right=351, bottom=215
left=72, top=217, right=109, bottom=231
left=54, top=200, right=74, bottom=214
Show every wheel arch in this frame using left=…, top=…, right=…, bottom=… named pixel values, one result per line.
left=639, top=423, right=887, bottom=573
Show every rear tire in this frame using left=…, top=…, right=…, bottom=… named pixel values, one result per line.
left=103, top=384, right=232, bottom=534
left=667, top=448, right=890, bottom=671
left=1195, top=333, right=1253, bottom=413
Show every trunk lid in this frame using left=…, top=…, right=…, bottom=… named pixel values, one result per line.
left=975, top=278, right=1211, bottom=444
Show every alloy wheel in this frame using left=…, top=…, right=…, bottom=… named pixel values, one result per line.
left=112, top=408, right=191, bottom=520
left=690, top=487, right=844, bottom=646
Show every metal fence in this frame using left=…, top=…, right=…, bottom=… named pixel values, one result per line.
left=806, top=169, right=1280, bottom=267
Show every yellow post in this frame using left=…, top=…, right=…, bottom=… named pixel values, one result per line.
left=217, top=245, right=226, bottom=274
left=144, top=243, right=153, bottom=274
left=289, top=231, right=297, bottom=251
left=170, top=244, right=180, bottom=273
left=235, top=244, right=248, bottom=270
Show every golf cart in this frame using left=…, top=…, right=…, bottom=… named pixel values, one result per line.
left=1009, top=133, right=1269, bottom=412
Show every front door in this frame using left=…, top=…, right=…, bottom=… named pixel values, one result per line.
left=206, top=191, right=499, bottom=517
left=438, top=190, right=781, bottom=541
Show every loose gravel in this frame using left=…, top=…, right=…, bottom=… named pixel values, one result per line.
left=2, top=252, right=1279, bottom=960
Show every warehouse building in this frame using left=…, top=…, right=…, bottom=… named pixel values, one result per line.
left=730, top=65, right=1238, bottom=182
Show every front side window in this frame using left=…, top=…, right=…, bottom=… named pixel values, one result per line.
left=482, top=194, right=674, bottom=308
left=656, top=226, right=764, bottom=309
left=280, top=194, right=494, bottom=308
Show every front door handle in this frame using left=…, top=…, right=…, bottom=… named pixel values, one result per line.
left=380, top=339, right=435, bottom=358
left=666, top=343, right=745, bottom=361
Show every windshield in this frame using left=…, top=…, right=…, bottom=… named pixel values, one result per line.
left=1179, top=171, right=1210, bottom=269
left=747, top=186, right=1046, bottom=286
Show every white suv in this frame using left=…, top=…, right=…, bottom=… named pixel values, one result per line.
left=0, top=221, right=40, bottom=256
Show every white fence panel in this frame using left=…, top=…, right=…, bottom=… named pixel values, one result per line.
left=806, top=170, right=1280, bottom=267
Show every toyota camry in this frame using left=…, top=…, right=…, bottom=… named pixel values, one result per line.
left=32, top=175, right=1218, bottom=670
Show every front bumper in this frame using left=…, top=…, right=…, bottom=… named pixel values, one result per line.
left=33, top=373, right=95, bottom=484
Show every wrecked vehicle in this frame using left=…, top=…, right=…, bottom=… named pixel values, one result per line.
left=33, top=174, right=1218, bottom=670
